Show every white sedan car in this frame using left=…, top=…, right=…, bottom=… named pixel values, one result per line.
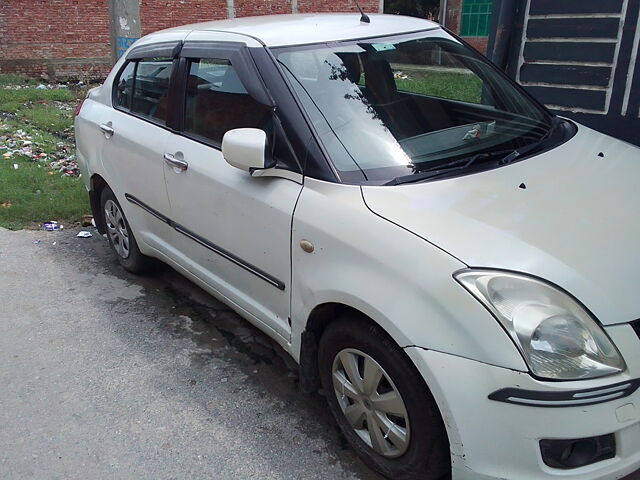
left=75, top=13, right=640, bottom=480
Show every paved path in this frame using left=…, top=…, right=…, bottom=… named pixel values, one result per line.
left=1, top=227, right=638, bottom=480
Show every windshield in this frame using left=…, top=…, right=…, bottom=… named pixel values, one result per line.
left=275, top=29, right=553, bottom=183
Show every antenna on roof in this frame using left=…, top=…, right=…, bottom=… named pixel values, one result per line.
left=354, top=0, right=370, bottom=23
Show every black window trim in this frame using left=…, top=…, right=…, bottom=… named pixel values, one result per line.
left=254, top=46, right=339, bottom=183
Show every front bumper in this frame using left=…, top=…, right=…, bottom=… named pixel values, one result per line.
left=405, top=323, right=640, bottom=480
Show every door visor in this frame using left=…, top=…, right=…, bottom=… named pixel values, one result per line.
left=180, top=41, right=275, bottom=108
left=127, top=40, right=183, bottom=60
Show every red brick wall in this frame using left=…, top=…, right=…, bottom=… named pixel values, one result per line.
left=139, top=0, right=228, bottom=35
left=0, top=0, right=112, bottom=80
left=444, top=0, right=462, bottom=33
left=297, top=0, right=378, bottom=13
left=465, top=37, right=488, bottom=54
left=235, top=0, right=293, bottom=18
left=0, top=0, right=387, bottom=80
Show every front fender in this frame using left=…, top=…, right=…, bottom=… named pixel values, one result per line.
left=290, top=177, right=526, bottom=372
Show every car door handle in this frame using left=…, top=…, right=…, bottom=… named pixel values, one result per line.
left=99, top=124, right=114, bottom=136
left=163, top=153, right=188, bottom=171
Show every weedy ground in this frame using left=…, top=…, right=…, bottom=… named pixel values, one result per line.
left=0, top=74, right=90, bottom=230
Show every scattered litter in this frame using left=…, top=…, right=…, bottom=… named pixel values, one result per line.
left=12, top=163, right=19, bottom=169
left=1, top=202, right=11, bottom=208
left=2, top=81, right=79, bottom=92
left=52, top=241, right=57, bottom=246
left=33, top=240, right=41, bottom=244
left=76, top=231, right=92, bottom=238
left=81, top=215, right=93, bottom=227
left=43, top=221, right=63, bottom=231
left=0, top=124, right=79, bottom=177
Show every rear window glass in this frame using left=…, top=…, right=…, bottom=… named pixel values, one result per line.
left=113, top=57, right=174, bottom=125
left=114, top=61, right=135, bottom=109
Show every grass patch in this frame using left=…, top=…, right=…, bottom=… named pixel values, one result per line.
left=395, top=70, right=483, bottom=104
left=18, top=104, right=74, bottom=133
left=0, top=74, right=89, bottom=230
left=0, top=155, right=88, bottom=230
left=0, top=88, right=75, bottom=112
left=0, top=74, right=39, bottom=87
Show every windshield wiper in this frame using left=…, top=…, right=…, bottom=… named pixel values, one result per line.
left=498, top=117, right=560, bottom=165
left=384, top=150, right=506, bottom=186
left=384, top=118, right=561, bottom=186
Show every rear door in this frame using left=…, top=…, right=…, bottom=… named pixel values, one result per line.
left=162, top=42, right=304, bottom=341
left=101, top=43, right=180, bottom=253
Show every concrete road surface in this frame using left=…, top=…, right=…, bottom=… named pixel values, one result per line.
left=0, top=227, right=638, bottom=480
left=0, top=227, right=381, bottom=480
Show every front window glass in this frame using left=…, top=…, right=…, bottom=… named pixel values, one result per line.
left=275, top=30, right=552, bottom=182
left=184, top=58, right=272, bottom=145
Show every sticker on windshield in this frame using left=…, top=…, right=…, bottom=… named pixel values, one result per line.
left=371, top=43, right=396, bottom=52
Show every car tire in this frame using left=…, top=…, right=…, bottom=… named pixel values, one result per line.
left=100, top=187, right=153, bottom=274
left=318, top=314, right=450, bottom=480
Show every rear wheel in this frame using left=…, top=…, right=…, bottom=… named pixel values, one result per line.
left=318, top=315, right=450, bottom=480
left=100, top=187, right=153, bottom=273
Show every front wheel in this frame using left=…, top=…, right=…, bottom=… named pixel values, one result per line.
left=318, top=315, right=450, bottom=480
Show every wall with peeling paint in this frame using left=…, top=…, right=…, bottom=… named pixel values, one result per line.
left=498, top=0, right=640, bottom=146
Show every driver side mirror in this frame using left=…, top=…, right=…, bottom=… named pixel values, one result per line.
left=222, top=128, right=274, bottom=173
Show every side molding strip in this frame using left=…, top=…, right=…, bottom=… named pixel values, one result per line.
left=125, top=193, right=170, bottom=224
left=124, top=193, right=285, bottom=291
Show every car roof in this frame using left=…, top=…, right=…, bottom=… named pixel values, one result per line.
left=157, top=13, right=440, bottom=48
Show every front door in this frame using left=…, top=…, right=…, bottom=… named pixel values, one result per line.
left=163, top=49, right=303, bottom=341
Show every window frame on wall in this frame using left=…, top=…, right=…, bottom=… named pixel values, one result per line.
left=460, top=0, right=493, bottom=37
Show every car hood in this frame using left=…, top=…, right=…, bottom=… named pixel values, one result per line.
left=362, top=124, right=640, bottom=326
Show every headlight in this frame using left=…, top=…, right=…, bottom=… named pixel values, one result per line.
left=455, top=270, right=626, bottom=380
